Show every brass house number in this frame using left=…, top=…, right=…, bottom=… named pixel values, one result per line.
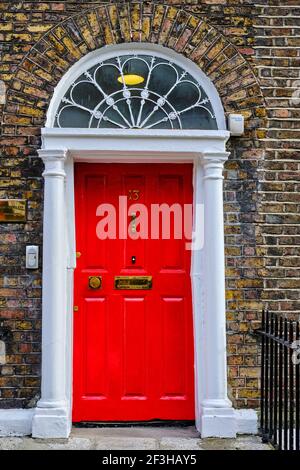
left=128, top=189, right=140, bottom=201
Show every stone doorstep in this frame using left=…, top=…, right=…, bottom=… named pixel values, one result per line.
left=0, top=409, right=261, bottom=446
left=0, top=427, right=272, bottom=450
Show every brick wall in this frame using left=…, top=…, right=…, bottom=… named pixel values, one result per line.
left=0, top=0, right=299, bottom=412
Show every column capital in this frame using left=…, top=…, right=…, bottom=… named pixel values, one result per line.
left=38, top=149, right=68, bottom=178
left=38, top=148, right=68, bottom=162
left=201, top=152, right=230, bottom=180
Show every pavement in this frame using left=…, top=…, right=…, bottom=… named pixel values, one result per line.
left=0, top=426, right=272, bottom=450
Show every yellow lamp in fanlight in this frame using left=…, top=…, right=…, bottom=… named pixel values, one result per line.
left=117, top=74, right=144, bottom=86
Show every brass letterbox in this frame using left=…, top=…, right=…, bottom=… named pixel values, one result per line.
left=114, top=276, right=152, bottom=290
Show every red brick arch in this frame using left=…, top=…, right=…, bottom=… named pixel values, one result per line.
left=2, top=1, right=266, bottom=135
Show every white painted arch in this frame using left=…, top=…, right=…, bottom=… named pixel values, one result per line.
left=23, top=44, right=257, bottom=438
left=46, top=43, right=227, bottom=131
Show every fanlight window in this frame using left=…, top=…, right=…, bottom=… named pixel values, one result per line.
left=55, top=54, right=217, bottom=130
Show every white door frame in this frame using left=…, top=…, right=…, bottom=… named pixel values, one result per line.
left=30, top=127, right=240, bottom=438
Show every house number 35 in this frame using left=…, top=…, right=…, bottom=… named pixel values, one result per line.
left=128, top=190, right=140, bottom=201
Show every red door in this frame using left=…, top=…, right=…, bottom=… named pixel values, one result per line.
left=73, top=163, right=195, bottom=422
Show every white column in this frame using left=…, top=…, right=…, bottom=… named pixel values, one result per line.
left=32, top=149, right=71, bottom=438
left=197, top=152, right=237, bottom=438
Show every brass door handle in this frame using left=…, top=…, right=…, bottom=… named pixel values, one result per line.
left=88, top=276, right=102, bottom=289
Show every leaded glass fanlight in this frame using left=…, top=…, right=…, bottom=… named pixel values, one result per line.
left=54, top=54, right=217, bottom=130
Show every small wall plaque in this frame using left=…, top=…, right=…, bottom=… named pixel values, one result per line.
left=0, top=199, right=27, bottom=223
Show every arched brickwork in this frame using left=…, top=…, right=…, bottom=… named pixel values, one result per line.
left=1, top=2, right=266, bottom=134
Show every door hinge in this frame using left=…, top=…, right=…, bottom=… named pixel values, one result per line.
left=73, top=306, right=79, bottom=312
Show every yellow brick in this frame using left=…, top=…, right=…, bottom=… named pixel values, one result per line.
left=16, top=321, right=32, bottom=330
left=17, top=11, right=28, bottom=20
left=6, top=13, right=29, bottom=22
left=19, top=105, right=43, bottom=117
left=238, top=389, right=260, bottom=399
left=152, top=5, right=165, bottom=31
left=10, top=170, right=21, bottom=177
left=6, top=33, right=32, bottom=42
left=188, top=16, right=200, bottom=29
left=23, top=84, right=49, bottom=99
left=228, top=89, right=247, bottom=101
left=29, top=3, right=50, bottom=11
left=242, top=258, right=264, bottom=268
left=62, top=37, right=81, bottom=59
left=237, top=301, right=262, bottom=310
left=131, top=3, right=141, bottom=30
left=53, top=26, right=65, bottom=40
left=236, top=279, right=263, bottom=288
left=4, top=115, right=31, bottom=125
left=225, top=246, right=241, bottom=256
left=239, top=322, right=250, bottom=332
left=207, top=38, right=226, bottom=60
left=108, top=4, right=118, bottom=28
left=226, top=290, right=243, bottom=300
left=77, top=22, right=96, bottom=49
left=16, top=69, right=42, bottom=86
left=119, top=5, right=131, bottom=42
left=0, top=73, right=13, bottom=81
left=167, top=7, right=178, bottom=20
left=240, top=367, right=260, bottom=378
left=0, top=23, right=13, bottom=31
left=232, top=16, right=252, bottom=27
left=142, top=17, right=150, bottom=41
left=47, top=33, right=66, bottom=54
left=255, top=108, right=267, bottom=118
left=27, top=24, right=52, bottom=33
left=240, top=109, right=252, bottom=119
left=87, top=11, right=100, bottom=37
left=225, top=268, right=239, bottom=277
left=35, top=68, right=53, bottom=82
left=79, top=43, right=88, bottom=56
left=45, top=50, right=68, bottom=69
left=104, top=23, right=114, bottom=45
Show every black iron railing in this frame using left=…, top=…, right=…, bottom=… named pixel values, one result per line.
left=257, top=310, right=300, bottom=450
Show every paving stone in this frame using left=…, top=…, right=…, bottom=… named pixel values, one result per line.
left=0, top=437, right=24, bottom=450
left=0, top=429, right=272, bottom=450
left=95, top=437, right=159, bottom=450
left=198, top=436, right=272, bottom=451
left=159, top=438, right=201, bottom=450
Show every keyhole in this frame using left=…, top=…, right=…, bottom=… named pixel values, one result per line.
left=131, top=256, right=136, bottom=265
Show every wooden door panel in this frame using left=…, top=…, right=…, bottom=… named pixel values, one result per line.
left=161, top=297, right=186, bottom=398
left=157, top=174, right=184, bottom=270
left=83, top=297, right=108, bottom=398
left=85, top=175, right=108, bottom=269
left=122, top=296, right=147, bottom=398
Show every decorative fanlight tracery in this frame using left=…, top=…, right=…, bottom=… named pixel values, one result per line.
left=55, top=54, right=217, bottom=130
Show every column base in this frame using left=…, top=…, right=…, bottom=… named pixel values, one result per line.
left=32, top=402, right=71, bottom=438
left=197, top=403, right=237, bottom=438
